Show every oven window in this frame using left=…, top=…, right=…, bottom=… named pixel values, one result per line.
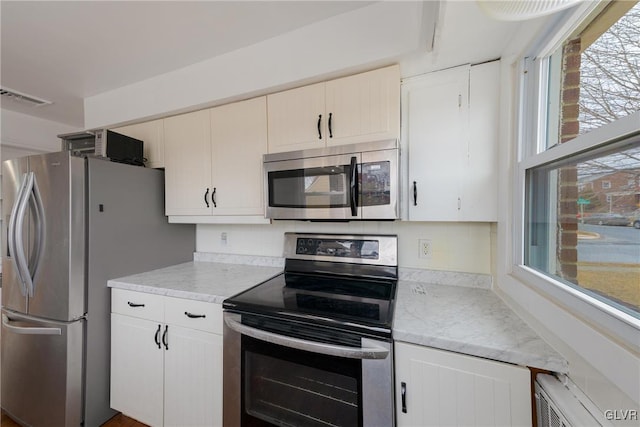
left=243, top=337, right=362, bottom=427
left=268, top=166, right=350, bottom=208
left=360, top=161, right=391, bottom=206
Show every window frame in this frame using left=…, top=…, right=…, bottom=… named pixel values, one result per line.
left=512, top=1, right=640, bottom=350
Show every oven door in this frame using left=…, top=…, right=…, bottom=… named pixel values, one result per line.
left=264, top=153, right=362, bottom=220
left=223, top=313, right=394, bottom=427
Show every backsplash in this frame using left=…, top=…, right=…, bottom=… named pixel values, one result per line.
left=196, top=221, right=494, bottom=275
left=192, top=254, right=493, bottom=290
left=193, top=252, right=284, bottom=268
left=399, top=267, right=492, bottom=289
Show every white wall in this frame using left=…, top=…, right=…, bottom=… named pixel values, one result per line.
left=84, top=1, right=434, bottom=129
left=198, top=221, right=493, bottom=275
left=1, top=108, right=79, bottom=161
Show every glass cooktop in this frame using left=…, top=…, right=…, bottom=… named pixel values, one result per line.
left=223, top=233, right=398, bottom=338
left=223, top=272, right=397, bottom=336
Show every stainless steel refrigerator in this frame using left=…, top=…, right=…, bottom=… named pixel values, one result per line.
left=1, top=151, right=195, bottom=427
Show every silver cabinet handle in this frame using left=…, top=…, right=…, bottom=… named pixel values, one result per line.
left=225, top=316, right=389, bottom=360
left=8, top=174, right=30, bottom=296
left=2, top=314, right=61, bottom=336
left=14, top=173, right=35, bottom=296
left=28, top=174, right=46, bottom=296
left=14, top=172, right=46, bottom=298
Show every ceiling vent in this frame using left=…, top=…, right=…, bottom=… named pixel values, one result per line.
left=0, top=87, right=52, bottom=107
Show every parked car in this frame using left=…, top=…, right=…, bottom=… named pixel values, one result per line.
left=581, top=213, right=630, bottom=226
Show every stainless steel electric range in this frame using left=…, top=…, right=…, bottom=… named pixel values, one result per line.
left=223, top=232, right=398, bottom=427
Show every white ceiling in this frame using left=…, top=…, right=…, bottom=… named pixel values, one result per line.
left=1, top=1, right=523, bottom=130
left=1, top=1, right=373, bottom=128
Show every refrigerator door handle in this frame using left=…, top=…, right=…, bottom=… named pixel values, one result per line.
left=8, top=173, right=30, bottom=296
left=2, top=314, right=62, bottom=336
left=14, top=172, right=36, bottom=297
left=28, top=174, right=46, bottom=295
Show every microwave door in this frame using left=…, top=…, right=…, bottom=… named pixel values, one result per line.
left=360, top=149, right=399, bottom=220
left=265, top=153, right=362, bottom=220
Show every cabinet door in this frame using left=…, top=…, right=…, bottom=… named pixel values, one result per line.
left=460, top=60, right=500, bottom=221
left=164, top=110, right=212, bottom=216
left=111, top=314, right=164, bottom=427
left=325, top=64, right=400, bottom=147
left=163, top=325, right=223, bottom=427
left=395, top=342, right=531, bottom=427
left=403, top=65, right=469, bottom=221
left=267, top=83, right=326, bottom=153
left=112, top=119, right=165, bottom=168
left=210, top=97, right=267, bottom=215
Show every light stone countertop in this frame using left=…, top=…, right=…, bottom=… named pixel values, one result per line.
left=393, top=278, right=568, bottom=373
left=108, top=255, right=567, bottom=373
left=107, top=260, right=282, bottom=304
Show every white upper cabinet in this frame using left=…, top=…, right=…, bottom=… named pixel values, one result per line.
left=402, top=61, right=499, bottom=222
left=325, top=64, right=400, bottom=147
left=266, top=83, right=326, bottom=153
left=209, top=97, right=267, bottom=216
left=267, top=65, right=400, bottom=153
left=403, top=64, right=469, bottom=221
left=164, top=110, right=213, bottom=216
left=163, top=97, right=269, bottom=222
left=462, top=60, right=500, bottom=222
left=112, top=119, right=165, bottom=168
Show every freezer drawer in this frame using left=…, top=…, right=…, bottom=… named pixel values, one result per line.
left=1, top=309, right=84, bottom=427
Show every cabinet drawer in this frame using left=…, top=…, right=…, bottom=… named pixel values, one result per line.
left=111, top=288, right=164, bottom=321
left=164, top=297, right=222, bottom=334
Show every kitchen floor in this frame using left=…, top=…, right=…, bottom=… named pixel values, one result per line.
left=1, top=411, right=148, bottom=427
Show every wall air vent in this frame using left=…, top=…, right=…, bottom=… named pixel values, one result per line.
left=0, top=87, right=52, bottom=107
left=535, top=374, right=612, bottom=427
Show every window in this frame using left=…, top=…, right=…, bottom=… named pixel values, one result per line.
left=520, top=1, right=640, bottom=328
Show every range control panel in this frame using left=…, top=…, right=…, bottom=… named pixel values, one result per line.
left=295, top=237, right=380, bottom=259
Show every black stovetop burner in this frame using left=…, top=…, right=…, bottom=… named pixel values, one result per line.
left=223, top=233, right=398, bottom=338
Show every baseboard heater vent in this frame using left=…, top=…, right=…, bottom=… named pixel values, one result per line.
left=535, top=374, right=611, bottom=427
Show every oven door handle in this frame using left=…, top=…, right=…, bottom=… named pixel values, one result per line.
left=225, top=316, right=389, bottom=360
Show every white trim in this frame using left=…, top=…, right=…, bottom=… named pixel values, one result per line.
left=168, top=215, right=271, bottom=224
left=529, top=1, right=604, bottom=58
left=512, top=265, right=640, bottom=350
left=520, top=111, right=640, bottom=170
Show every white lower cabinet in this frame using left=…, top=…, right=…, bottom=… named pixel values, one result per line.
left=395, top=341, right=531, bottom=427
left=110, top=289, right=223, bottom=427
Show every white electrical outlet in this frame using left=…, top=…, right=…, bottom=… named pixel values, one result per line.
left=418, top=239, right=432, bottom=259
left=221, top=232, right=228, bottom=246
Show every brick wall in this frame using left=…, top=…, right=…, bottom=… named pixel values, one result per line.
left=557, top=38, right=582, bottom=283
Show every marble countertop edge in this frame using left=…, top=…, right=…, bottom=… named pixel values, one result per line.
left=393, top=331, right=569, bottom=373
left=108, top=280, right=226, bottom=304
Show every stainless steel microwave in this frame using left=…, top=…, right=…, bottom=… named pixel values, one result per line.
left=263, top=140, right=399, bottom=220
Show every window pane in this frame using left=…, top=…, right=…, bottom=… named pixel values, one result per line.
left=525, top=139, right=640, bottom=318
left=579, top=2, right=640, bottom=134
left=547, top=1, right=640, bottom=148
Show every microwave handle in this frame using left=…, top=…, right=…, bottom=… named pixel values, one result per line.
left=349, top=156, right=358, bottom=216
